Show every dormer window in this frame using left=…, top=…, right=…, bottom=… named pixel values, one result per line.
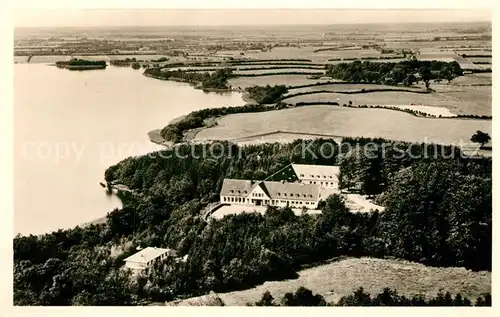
left=230, top=190, right=234, bottom=193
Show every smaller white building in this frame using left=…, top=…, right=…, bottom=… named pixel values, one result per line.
left=291, top=164, right=340, bottom=189
left=124, top=247, right=176, bottom=274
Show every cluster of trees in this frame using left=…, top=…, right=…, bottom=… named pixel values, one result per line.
left=14, top=138, right=491, bottom=305
left=252, top=287, right=491, bottom=306
left=151, top=57, right=169, bottom=62
left=326, top=60, right=463, bottom=89
left=109, top=58, right=143, bottom=67
left=144, top=67, right=233, bottom=89
left=55, top=59, right=107, bottom=69
left=470, top=130, right=491, bottom=146
left=246, top=85, right=288, bottom=104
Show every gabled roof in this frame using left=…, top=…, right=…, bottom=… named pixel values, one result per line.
left=262, top=181, right=320, bottom=201
left=124, top=247, right=175, bottom=264
left=291, top=164, right=340, bottom=180
left=220, top=179, right=256, bottom=197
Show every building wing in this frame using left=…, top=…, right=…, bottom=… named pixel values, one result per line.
left=124, top=247, right=175, bottom=264
left=291, top=164, right=340, bottom=181
left=220, top=179, right=256, bottom=198
left=262, top=181, right=320, bottom=202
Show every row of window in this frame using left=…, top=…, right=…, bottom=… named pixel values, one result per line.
left=252, top=192, right=264, bottom=197
left=307, top=181, right=337, bottom=186
left=277, top=192, right=314, bottom=198
left=299, top=173, right=336, bottom=179
left=222, top=196, right=315, bottom=205
left=229, top=189, right=248, bottom=194
left=224, top=196, right=248, bottom=203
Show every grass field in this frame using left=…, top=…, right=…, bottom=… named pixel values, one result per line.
left=451, top=73, right=492, bottom=86
left=167, top=257, right=491, bottom=306
left=228, top=75, right=330, bottom=89
left=286, top=83, right=426, bottom=95
left=194, top=105, right=491, bottom=145
left=233, top=68, right=325, bottom=75
left=282, top=88, right=491, bottom=116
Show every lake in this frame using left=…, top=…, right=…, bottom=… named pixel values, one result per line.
left=14, top=64, right=245, bottom=235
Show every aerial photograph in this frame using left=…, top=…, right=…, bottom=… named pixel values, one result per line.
left=12, top=8, right=492, bottom=307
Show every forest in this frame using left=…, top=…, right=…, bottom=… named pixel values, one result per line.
left=144, top=67, right=233, bottom=89
left=326, top=60, right=463, bottom=88
left=14, top=138, right=491, bottom=305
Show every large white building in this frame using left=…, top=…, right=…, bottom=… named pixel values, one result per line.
left=124, top=247, right=177, bottom=274
left=220, top=164, right=340, bottom=209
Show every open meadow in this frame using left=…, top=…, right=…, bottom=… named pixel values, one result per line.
left=168, top=257, right=491, bottom=306
left=228, top=75, right=331, bottom=89
left=285, top=83, right=426, bottom=94
left=194, top=105, right=492, bottom=145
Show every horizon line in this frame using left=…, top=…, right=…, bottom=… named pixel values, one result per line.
left=14, top=20, right=492, bottom=28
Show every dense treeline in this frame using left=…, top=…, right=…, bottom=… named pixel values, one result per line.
left=14, top=138, right=491, bottom=305
left=246, top=85, right=288, bottom=104
left=464, top=68, right=492, bottom=73
left=144, top=67, right=233, bottom=89
left=461, top=54, right=492, bottom=58
left=326, top=60, right=463, bottom=88
left=252, top=287, right=491, bottom=306
left=472, top=61, right=492, bottom=65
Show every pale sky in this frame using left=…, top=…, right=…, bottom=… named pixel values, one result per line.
left=13, top=9, right=492, bottom=27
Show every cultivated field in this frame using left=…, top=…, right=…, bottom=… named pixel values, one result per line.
left=168, top=257, right=491, bottom=306
left=233, top=68, right=325, bottom=75
left=228, top=75, right=330, bottom=89
left=194, top=105, right=492, bottom=145
left=282, top=88, right=491, bottom=116
left=451, top=73, right=492, bottom=86
left=285, top=83, right=426, bottom=95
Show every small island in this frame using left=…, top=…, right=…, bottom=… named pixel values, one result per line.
left=55, top=58, right=107, bottom=70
